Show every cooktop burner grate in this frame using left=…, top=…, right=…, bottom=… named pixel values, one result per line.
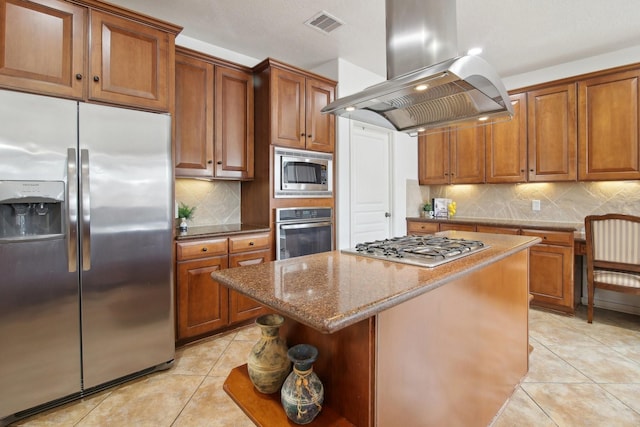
left=344, top=235, right=488, bottom=267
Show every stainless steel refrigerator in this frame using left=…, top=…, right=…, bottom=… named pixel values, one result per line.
left=0, top=89, right=174, bottom=425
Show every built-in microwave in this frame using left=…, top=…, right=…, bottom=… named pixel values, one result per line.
left=273, top=147, right=333, bottom=198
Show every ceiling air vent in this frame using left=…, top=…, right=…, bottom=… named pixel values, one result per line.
left=304, top=11, right=344, bottom=34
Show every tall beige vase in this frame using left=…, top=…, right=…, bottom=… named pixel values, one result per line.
left=247, top=314, right=291, bottom=394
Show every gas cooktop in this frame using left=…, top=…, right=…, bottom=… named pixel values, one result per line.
left=341, top=235, right=489, bottom=268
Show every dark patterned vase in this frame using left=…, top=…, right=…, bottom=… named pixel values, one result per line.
left=280, top=344, right=324, bottom=424
left=247, top=314, right=291, bottom=394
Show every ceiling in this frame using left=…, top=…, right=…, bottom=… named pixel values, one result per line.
left=108, top=0, right=640, bottom=79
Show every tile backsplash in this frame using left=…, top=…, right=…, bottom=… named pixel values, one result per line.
left=413, top=181, right=640, bottom=225
left=175, top=179, right=240, bottom=226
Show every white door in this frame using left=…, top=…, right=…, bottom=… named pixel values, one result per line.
left=350, top=123, right=392, bottom=246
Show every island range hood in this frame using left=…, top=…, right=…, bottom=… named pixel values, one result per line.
left=322, top=0, right=513, bottom=134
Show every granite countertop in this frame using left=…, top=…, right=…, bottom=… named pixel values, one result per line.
left=175, top=223, right=270, bottom=240
left=408, top=215, right=583, bottom=231
left=211, top=231, right=540, bottom=334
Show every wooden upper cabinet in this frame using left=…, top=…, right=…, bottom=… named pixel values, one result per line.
left=174, top=47, right=254, bottom=180
left=527, top=83, right=577, bottom=182
left=89, top=10, right=170, bottom=111
left=271, top=66, right=335, bottom=152
left=174, top=51, right=214, bottom=177
left=0, top=0, right=86, bottom=99
left=486, top=93, right=527, bottom=183
left=215, top=65, right=254, bottom=179
left=450, top=124, right=485, bottom=184
left=305, top=77, right=335, bottom=152
left=578, top=69, right=640, bottom=180
left=418, top=130, right=449, bottom=185
left=0, top=0, right=180, bottom=111
left=418, top=125, right=484, bottom=185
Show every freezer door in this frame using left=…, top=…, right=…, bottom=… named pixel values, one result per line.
left=78, top=103, right=174, bottom=389
left=0, top=90, right=81, bottom=418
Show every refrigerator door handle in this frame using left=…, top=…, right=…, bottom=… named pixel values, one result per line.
left=67, top=148, right=78, bottom=272
left=80, top=149, right=91, bottom=271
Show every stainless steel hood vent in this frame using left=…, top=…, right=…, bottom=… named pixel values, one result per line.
left=322, top=0, right=513, bottom=134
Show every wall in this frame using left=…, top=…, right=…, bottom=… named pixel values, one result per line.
left=175, top=179, right=241, bottom=226
left=426, top=181, right=640, bottom=224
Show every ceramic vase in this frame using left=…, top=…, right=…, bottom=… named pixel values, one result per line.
left=280, top=344, right=324, bottom=425
left=247, top=314, right=291, bottom=394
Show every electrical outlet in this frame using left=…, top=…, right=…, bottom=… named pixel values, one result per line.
left=532, top=200, right=541, bottom=211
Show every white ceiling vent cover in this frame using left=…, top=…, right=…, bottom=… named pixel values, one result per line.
left=305, top=11, right=344, bottom=34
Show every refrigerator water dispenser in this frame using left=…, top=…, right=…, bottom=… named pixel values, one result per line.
left=0, top=181, right=64, bottom=239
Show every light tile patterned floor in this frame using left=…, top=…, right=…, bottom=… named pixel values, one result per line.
left=12, top=307, right=640, bottom=426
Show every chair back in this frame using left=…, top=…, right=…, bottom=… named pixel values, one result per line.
left=585, top=213, right=640, bottom=273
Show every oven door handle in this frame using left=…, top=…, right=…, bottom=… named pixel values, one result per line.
left=279, top=221, right=333, bottom=230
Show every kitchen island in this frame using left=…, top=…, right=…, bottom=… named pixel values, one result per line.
left=211, top=231, right=540, bottom=426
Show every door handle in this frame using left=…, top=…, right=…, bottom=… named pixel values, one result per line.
left=385, top=212, right=391, bottom=218
left=67, top=148, right=78, bottom=273
left=80, top=149, right=91, bottom=271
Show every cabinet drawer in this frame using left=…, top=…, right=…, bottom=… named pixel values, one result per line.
left=229, top=233, right=270, bottom=253
left=439, top=223, right=476, bottom=232
left=476, top=225, right=520, bottom=235
left=407, top=221, right=439, bottom=235
left=177, top=238, right=228, bottom=260
left=521, top=229, right=574, bottom=247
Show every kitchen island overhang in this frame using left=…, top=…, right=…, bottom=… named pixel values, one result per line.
left=212, top=231, right=541, bottom=426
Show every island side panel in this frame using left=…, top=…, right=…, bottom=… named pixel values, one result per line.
left=376, top=249, right=529, bottom=427
left=281, top=317, right=375, bottom=427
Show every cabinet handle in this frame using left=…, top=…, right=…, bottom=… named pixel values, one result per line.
left=249, top=241, right=254, bottom=246
left=217, top=161, right=222, bottom=165
left=307, top=134, right=312, bottom=138
left=520, top=169, right=525, bottom=173
left=75, top=73, right=83, bottom=80
left=201, top=247, right=208, bottom=252
left=207, top=160, right=213, bottom=164
left=301, top=133, right=305, bottom=137
left=93, top=76, right=100, bottom=82
left=530, top=169, right=534, bottom=172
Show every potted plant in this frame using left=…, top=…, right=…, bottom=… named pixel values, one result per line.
left=177, top=202, right=196, bottom=231
left=421, top=202, right=433, bottom=218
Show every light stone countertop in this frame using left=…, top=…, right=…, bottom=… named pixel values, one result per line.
left=211, top=231, right=540, bottom=334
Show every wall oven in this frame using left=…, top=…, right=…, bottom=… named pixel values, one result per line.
left=275, top=207, right=334, bottom=260
left=273, top=147, right=333, bottom=198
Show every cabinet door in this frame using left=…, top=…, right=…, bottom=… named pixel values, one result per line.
left=89, top=10, right=170, bottom=111
left=528, top=84, right=577, bottom=182
left=176, top=256, right=229, bottom=339
left=174, top=52, right=214, bottom=177
left=271, top=67, right=306, bottom=149
left=450, top=125, right=485, bottom=184
left=0, top=0, right=86, bottom=98
left=486, top=93, right=527, bottom=183
left=417, top=130, right=450, bottom=184
left=305, top=77, right=335, bottom=153
left=578, top=70, right=640, bottom=180
left=228, top=249, right=271, bottom=323
left=528, top=244, right=574, bottom=311
left=215, top=65, right=254, bottom=179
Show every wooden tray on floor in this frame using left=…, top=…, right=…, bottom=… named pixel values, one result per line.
left=223, top=364, right=355, bottom=427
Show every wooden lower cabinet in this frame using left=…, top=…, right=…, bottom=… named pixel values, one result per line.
left=177, top=255, right=229, bottom=338
left=176, top=232, right=271, bottom=341
left=228, top=249, right=271, bottom=323
left=521, top=229, right=577, bottom=313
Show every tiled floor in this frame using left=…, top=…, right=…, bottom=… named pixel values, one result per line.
left=12, top=306, right=640, bottom=426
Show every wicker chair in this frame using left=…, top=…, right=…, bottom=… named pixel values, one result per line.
left=584, top=214, right=640, bottom=323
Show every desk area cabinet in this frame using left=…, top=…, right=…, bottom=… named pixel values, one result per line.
left=406, top=218, right=580, bottom=314
left=175, top=232, right=271, bottom=342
